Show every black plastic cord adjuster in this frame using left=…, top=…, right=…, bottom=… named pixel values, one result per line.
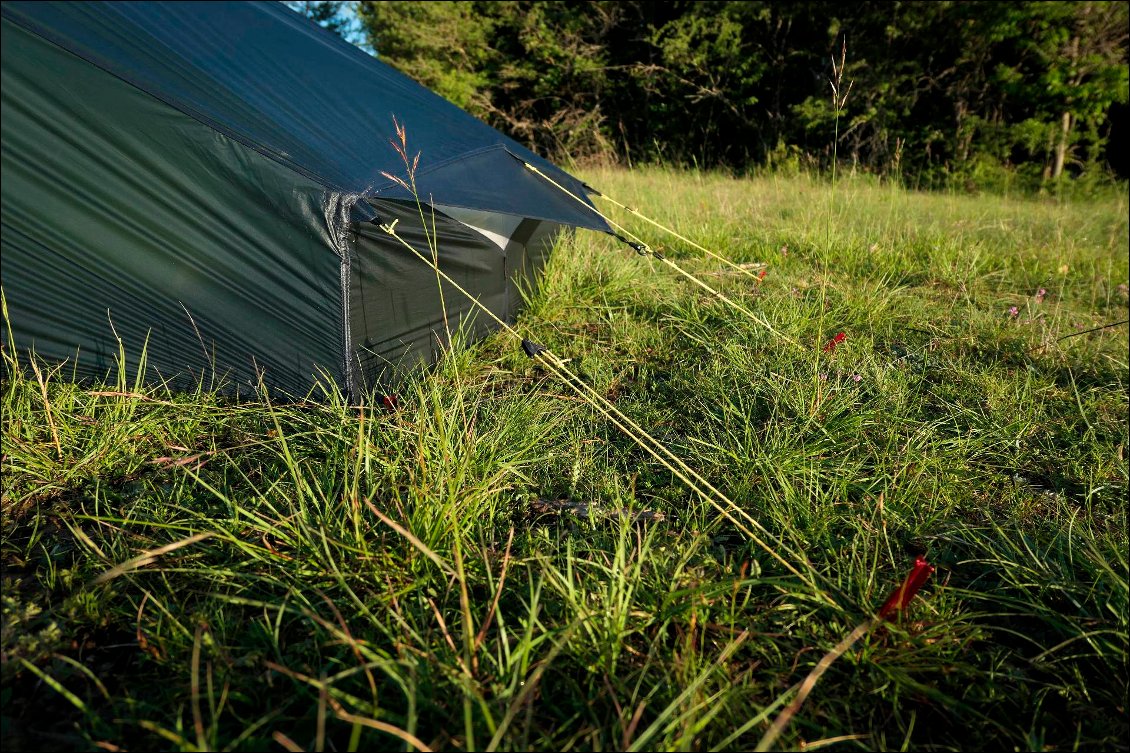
left=613, top=232, right=650, bottom=256
left=521, top=339, right=547, bottom=358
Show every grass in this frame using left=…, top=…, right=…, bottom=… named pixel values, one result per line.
left=2, top=168, right=1127, bottom=751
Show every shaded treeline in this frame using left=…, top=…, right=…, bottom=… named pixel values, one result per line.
left=292, top=1, right=1128, bottom=188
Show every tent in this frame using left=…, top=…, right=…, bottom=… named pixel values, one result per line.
left=0, top=1, right=609, bottom=397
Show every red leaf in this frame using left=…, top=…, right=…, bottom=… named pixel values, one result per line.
left=821, top=332, right=846, bottom=353
left=380, top=394, right=400, bottom=412
left=878, top=556, right=935, bottom=620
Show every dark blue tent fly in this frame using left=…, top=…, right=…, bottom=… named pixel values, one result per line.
left=1, top=1, right=610, bottom=397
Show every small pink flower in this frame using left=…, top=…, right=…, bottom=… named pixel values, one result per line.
left=851, top=373, right=862, bottom=382
left=1008, top=306, right=1019, bottom=317
left=1034, top=288, right=1047, bottom=304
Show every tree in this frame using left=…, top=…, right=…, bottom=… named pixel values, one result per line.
left=1044, top=2, right=1129, bottom=178
left=356, top=1, right=493, bottom=113
left=284, top=1, right=369, bottom=51
left=338, top=1, right=1127, bottom=186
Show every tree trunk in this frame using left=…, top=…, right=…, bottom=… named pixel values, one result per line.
left=955, top=99, right=971, bottom=164
left=1052, top=110, right=1072, bottom=179
left=1053, top=33, right=1081, bottom=180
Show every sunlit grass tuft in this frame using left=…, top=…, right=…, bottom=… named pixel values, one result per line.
left=2, top=170, right=1127, bottom=751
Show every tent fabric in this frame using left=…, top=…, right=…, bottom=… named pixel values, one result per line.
left=0, top=1, right=607, bottom=397
left=349, top=199, right=561, bottom=391
left=0, top=1, right=606, bottom=231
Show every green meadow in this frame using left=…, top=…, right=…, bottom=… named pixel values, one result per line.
left=3, top=169, right=1127, bottom=751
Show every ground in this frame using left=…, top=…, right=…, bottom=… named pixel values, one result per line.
left=2, top=168, right=1128, bottom=751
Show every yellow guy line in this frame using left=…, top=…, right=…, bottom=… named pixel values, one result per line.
left=377, top=219, right=826, bottom=598
left=519, top=161, right=801, bottom=351
left=591, top=189, right=768, bottom=281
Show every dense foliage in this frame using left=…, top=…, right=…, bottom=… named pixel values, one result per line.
left=293, top=1, right=1128, bottom=190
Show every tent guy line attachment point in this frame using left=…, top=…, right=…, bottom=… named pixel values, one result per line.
left=518, top=161, right=801, bottom=351
left=538, top=165, right=767, bottom=279
left=591, top=186, right=769, bottom=277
